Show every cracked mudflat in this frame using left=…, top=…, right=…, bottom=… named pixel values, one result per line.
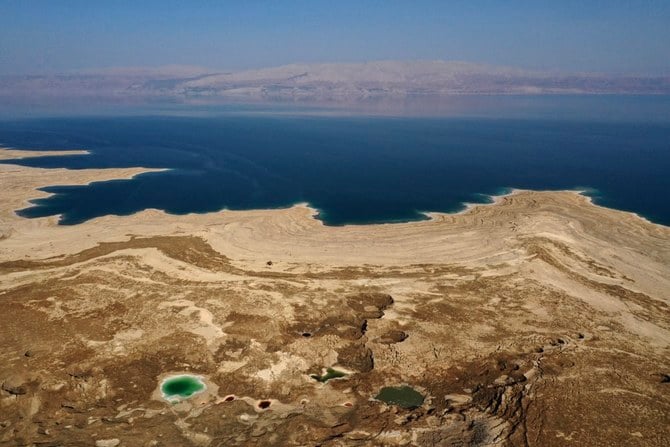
left=0, top=157, right=669, bottom=446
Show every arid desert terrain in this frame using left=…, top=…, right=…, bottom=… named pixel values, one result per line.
left=0, top=149, right=669, bottom=446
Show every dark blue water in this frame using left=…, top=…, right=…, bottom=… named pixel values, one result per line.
left=1, top=111, right=669, bottom=226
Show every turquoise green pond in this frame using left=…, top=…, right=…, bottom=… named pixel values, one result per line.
left=375, top=386, right=424, bottom=409
left=160, top=375, right=206, bottom=401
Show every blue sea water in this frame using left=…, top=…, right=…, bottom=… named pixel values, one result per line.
left=0, top=98, right=669, bottom=226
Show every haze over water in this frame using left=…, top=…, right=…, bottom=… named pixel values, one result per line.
left=0, top=96, right=669, bottom=226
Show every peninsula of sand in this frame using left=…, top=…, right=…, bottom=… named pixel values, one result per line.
left=1, top=148, right=669, bottom=446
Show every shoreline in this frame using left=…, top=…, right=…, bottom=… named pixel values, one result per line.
left=0, top=145, right=169, bottom=220
left=1, top=160, right=668, bottom=269
left=1, top=146, right=667, bottom=230
left=0, top=146, right=91, bottom=160
left=439, top=186, right=662, bottom=228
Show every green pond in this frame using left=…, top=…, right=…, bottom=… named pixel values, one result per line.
left=160, top=375, right=206, bottom=401
left=375, top=386, right=424, bottom=409
left=310, top=368, right=347, bottom=383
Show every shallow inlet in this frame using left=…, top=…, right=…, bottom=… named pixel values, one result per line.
left=160, top=375, right=206, bottom=402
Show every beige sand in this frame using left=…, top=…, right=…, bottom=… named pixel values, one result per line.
left=0, top=151, right=669, bottom=446
left=0, top=148, right=90, bottom=161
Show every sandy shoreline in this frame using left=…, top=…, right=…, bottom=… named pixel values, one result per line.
left=0, top=155, right=668, bottom=272
left=0, top=147, right=90, bottom=160
left=1, top=145, right=665, bottom=232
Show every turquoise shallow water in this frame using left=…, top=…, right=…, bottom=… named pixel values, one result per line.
left=161, top=375, right=205, bottom=400
left=0, top=98, right=668, bottom=226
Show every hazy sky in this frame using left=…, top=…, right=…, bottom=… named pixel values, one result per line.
left=1, top=0, right=669, bottom=75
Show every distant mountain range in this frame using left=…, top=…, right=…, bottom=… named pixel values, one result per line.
left=1, top=61, right=669, bottom=104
